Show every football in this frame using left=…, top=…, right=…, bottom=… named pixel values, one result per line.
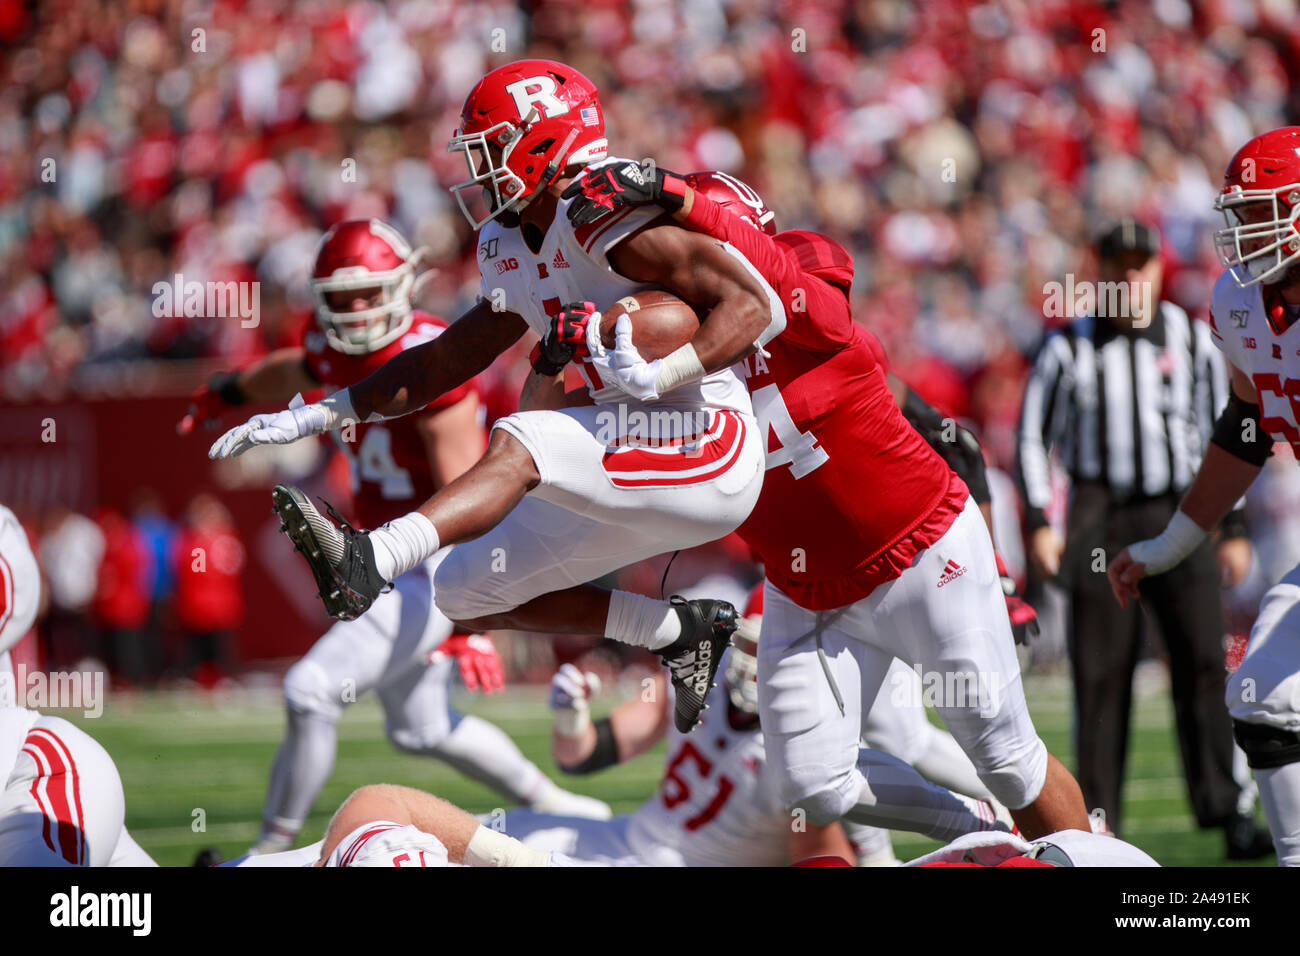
left=598, top=290, right=702, bottom=360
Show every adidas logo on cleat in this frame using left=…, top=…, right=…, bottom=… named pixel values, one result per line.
left=937, top=559, right=967, bottom=587
left=692, top=641, right=713, bottom=698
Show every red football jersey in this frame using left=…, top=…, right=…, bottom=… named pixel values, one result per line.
left=680, top=198, right=968, bottom=611
left=302, top=312, right=484, bottom=529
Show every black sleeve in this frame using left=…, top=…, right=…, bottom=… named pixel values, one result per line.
left=901, top=387, right=990, bottom=504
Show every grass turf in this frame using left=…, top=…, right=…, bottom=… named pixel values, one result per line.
left=55, top=673, right=1273, bottom=867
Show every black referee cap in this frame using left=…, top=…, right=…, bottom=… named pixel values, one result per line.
left=1097, top=218, right=1160, bottom=260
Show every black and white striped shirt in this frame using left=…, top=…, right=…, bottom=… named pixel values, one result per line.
left=1016, top=301, right=1229, bottom=530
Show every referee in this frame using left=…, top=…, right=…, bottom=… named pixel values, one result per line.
left=1015, top=219, right=1270, bottom=857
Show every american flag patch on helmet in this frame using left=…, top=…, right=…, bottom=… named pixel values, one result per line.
left=580, top=105, right=599, bottom=126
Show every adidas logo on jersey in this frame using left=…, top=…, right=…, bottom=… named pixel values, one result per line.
left=552, top=249, right=570, bottom=270
left=937, top=559, right=967, bottom=587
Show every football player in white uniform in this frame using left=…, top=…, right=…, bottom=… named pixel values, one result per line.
left=207, top=59, right=784, bottom=733
left=225, top=783, right=580, bottom=868
left=0, top=705, right=155, bottom=866
left=498, top=613, right=1013, bottom=867
left=1109, top=126, right=1300, bottom=865
left=0, top=504, right=41, bottom=709
left=184, top=219, right=609, bottom=855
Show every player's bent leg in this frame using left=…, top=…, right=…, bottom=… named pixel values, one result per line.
left=0, top=716, right=131, bottom=867
left=865, top=660, right=998, bottom=803
left=758, top=582, right=870, bottom=825
left=845, top=748, right=1010, bottom=842
left=870, top=499, right=1086, bottom=835
left=1227, top=562, right=1300, bottom=865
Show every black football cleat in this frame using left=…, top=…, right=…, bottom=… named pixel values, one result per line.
left=1225, top=811, right=1275, bottom=861
left=271, top=484, right=390, bottom=621
left=658, top=596, right=737, bottom=733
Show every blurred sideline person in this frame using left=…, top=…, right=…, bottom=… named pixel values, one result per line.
left=171, top=494, right=245, bottom=686
left=1110, top=127, right=1300, bottom=866
left=0, top=504, right=41, bottom=708
left=1017, top=219, right=1266, bottom=855
left=182, top=218, right=608, bottom=855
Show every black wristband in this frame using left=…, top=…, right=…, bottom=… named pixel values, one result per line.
left=559, top=717, right=618, bottom=775
left=1210, top=393, right=1273, bottom=467
left=209, top=369, right=247, bottom=406
left=1220, top=509, right=1249, bottom=541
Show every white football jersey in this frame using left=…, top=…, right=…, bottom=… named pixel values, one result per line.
left=0, top=705, right=39, bottom=781
left=626, top=651, right=791, bottom=867
left=475, top=159, right=751, bottom=414
left=325, top=821, right=450, bottom=868
left=1210, top=270, right=1300, bottom=456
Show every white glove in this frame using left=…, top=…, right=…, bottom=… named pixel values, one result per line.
left=208, top=390, right=356, bottom=459
left=596, top=314, right=664, bottom=402
left=548, top=663, right=601, bottom=736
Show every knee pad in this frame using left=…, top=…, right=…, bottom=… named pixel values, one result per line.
left=974, top=739, right=1048, bottom=811
left=283, top=658, right=345, bottom=720
left=431, top=550, right=515, bottom=622
left=1234, top=719, right=1300, bottom=770
left=779, top=763, right=859, bottom=826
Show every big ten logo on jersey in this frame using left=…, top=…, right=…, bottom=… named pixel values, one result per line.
left=496, top=257, right=519, bottom=275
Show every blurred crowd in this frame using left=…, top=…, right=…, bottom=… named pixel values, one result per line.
left=5, top=0, right=1300, bottom=679
left=5, top=0, right=1300, bottom=467
left=13, top=493, right=245, bottom=688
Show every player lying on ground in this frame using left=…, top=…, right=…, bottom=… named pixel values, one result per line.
left=208, top=59, right=791, bottom=733
left=558, top=164, right=1089, bottom=839
left=1109, top=126, right=1300, bottom=866
left=225, top=783, right=580, bottom=867
left=0, top=705, right=156, bottom=866
left=502, top=620, right=1012, bottom=867
left=182, top=218, right=608, bottom=855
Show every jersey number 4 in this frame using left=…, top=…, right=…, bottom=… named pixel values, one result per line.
left=751, top=384, right=828, bottom=479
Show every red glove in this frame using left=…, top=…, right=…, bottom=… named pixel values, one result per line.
left=177, top=370, right=246, bottom=435
left=996, top=553, right=1039, bottom=645
left=432, top=633, right=505, bottom=694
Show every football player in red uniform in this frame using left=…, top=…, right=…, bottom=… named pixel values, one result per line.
left=562, top=165, right=1089, bottom=839
left=1109, top=126, right=1300, bottom=865
left=183, top=219, right=609, bottom=855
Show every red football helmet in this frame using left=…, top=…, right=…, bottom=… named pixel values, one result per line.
left=1213, top=126, right=1300, bottom=288
left=310, top=219, right=425, bottom=354
left=685, top=170, right=777, bottom=236
left=447, top=59, right=608, bottom=229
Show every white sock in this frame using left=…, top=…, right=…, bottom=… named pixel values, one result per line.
left=605, top=590, right=681, bottom=651
left=1256, top=762, right=1300, bottom=866
left=369, top=512, right=441, bottom=581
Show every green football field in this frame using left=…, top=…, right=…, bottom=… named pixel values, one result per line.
left=58, top=672, right=1274, bottom=867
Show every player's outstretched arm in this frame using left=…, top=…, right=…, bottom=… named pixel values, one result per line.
left=550, top=667, right=669, bottom=773
left=1108, top=362, right=1268, bottom=607
left=177, top=347, right=317, bottom=435
left=208, top=302, right=527, bottom=459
